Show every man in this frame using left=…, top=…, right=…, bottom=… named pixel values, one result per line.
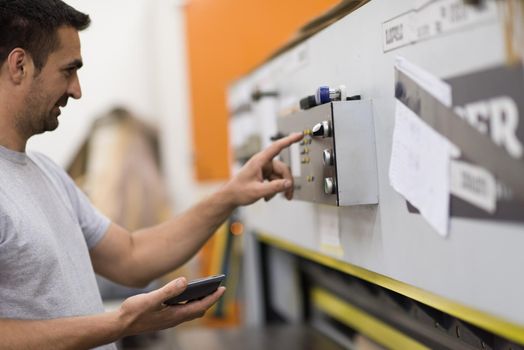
left=0, top=1, right=302, bottom=349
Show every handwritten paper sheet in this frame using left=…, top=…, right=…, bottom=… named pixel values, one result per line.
left=389, top=100, right=451, bottom=236
left=389, top=56, right=454, bottom=237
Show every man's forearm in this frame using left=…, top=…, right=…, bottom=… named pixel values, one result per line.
left=0, top=311, right=122, bottom=350
left=129, top=187, right=236, bottom=284
left=90, top=133, right=302, bottom=287
left=0, top=279, right=225, bottom=350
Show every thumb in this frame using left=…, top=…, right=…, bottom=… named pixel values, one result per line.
left=153, top=277, right=187, bottom=305
left=259, top=179, right=292, bottom=199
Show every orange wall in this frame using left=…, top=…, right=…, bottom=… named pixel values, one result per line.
left=185, top=0, right=340, bottom=181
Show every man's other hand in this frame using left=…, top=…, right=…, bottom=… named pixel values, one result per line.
left=117, top=277, right=225, bottom=336
left=221, top=132, right=304, bottom=207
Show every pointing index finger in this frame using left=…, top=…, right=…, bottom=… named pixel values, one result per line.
left=258, top=132, right=304, bottom=163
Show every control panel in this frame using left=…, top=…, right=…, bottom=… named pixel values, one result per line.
left=278, top=100, right=379, bottom=206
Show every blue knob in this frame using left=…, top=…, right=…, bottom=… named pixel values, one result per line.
left=316, top=86, right=331, bottom=104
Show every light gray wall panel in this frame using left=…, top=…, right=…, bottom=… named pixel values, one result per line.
left=231, top=0, right=524, bottom=325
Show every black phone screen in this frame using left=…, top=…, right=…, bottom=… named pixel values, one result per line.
left=163, top=274, right=225, bottom=305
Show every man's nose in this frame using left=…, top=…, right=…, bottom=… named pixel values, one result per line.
left=68, top=73, right=82, bottom=99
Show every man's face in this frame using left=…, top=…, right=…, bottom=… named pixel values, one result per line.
left=17, top=26, right=83, bottom=137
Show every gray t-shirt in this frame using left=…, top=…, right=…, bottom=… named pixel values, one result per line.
left=0, top=146, right=116, bottom=350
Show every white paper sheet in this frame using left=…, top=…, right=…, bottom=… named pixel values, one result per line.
left=289, top=142, right=301, bottom=177
left=389, top=100, right=451, bottom=236
left=395, top=56, right=452, bottom=107
left=317, top=205, right=343, bottom=257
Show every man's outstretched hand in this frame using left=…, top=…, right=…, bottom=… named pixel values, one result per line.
left=118, top=277, right=225, bottom=336
left=221, top=132, right=304, bottom=207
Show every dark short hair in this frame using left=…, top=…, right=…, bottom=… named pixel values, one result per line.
left=0, top=0, right=90, bottom=72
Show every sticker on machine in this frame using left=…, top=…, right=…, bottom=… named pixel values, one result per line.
left=399, top=62, right=524, bottom=223
left=450, top=160, right=497, bottom=214
left=289, top=142, right=302, bottom=177
left=317, top=205, right=343, bottom=258
left=382, top=0, right=498, bottom=52
left=445, top=64, right=524, bottom=222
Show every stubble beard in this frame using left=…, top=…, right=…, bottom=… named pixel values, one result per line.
left=15, top=81, right=60, bottom=139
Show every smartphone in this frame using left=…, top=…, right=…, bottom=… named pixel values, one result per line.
left=163, top=274, right=226, bottom=305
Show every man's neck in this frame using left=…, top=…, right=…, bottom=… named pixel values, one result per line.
left=0, top=89, right=27, bottom=152
left=0, top=133, right=27, bottom=152
left=0, top=110, right=27, bottom=152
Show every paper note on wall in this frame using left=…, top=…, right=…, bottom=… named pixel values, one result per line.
left=395, top=56, right=452, bottom=107
left=389, top=100, right=451, bottom=236
left=318, top=205, right=343, bottom=257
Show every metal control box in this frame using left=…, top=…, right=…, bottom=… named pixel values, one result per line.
left=278, top=100, right=379, bottom=206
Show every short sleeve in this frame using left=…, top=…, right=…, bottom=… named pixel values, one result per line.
left=68, top=185, right=111, bottom=248
left=28, top=152, right=111, bottom=249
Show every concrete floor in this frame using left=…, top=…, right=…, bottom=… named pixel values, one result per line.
left=119, top=325, right=345, bottom=350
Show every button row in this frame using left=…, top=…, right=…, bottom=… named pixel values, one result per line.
left=300, top=120, right=337, bottom=196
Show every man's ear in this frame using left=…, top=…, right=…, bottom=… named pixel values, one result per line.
left=7, top=48, right=32, bottom=84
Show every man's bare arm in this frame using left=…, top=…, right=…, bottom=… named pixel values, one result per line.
left=0, top=278, right=224, bottom=350
left=0, top=312, right=120, bottom=350
left=90, top=133, right=303, bottom=287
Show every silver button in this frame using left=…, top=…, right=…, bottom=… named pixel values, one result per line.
left=324, top=177, right=336, bottom=195
left=323, top=149, right=334, bottom=166
left=312, top=120, right=332, bottom=138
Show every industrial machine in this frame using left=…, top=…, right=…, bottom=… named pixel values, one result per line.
left=228, top=0, right=524, bottom=349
